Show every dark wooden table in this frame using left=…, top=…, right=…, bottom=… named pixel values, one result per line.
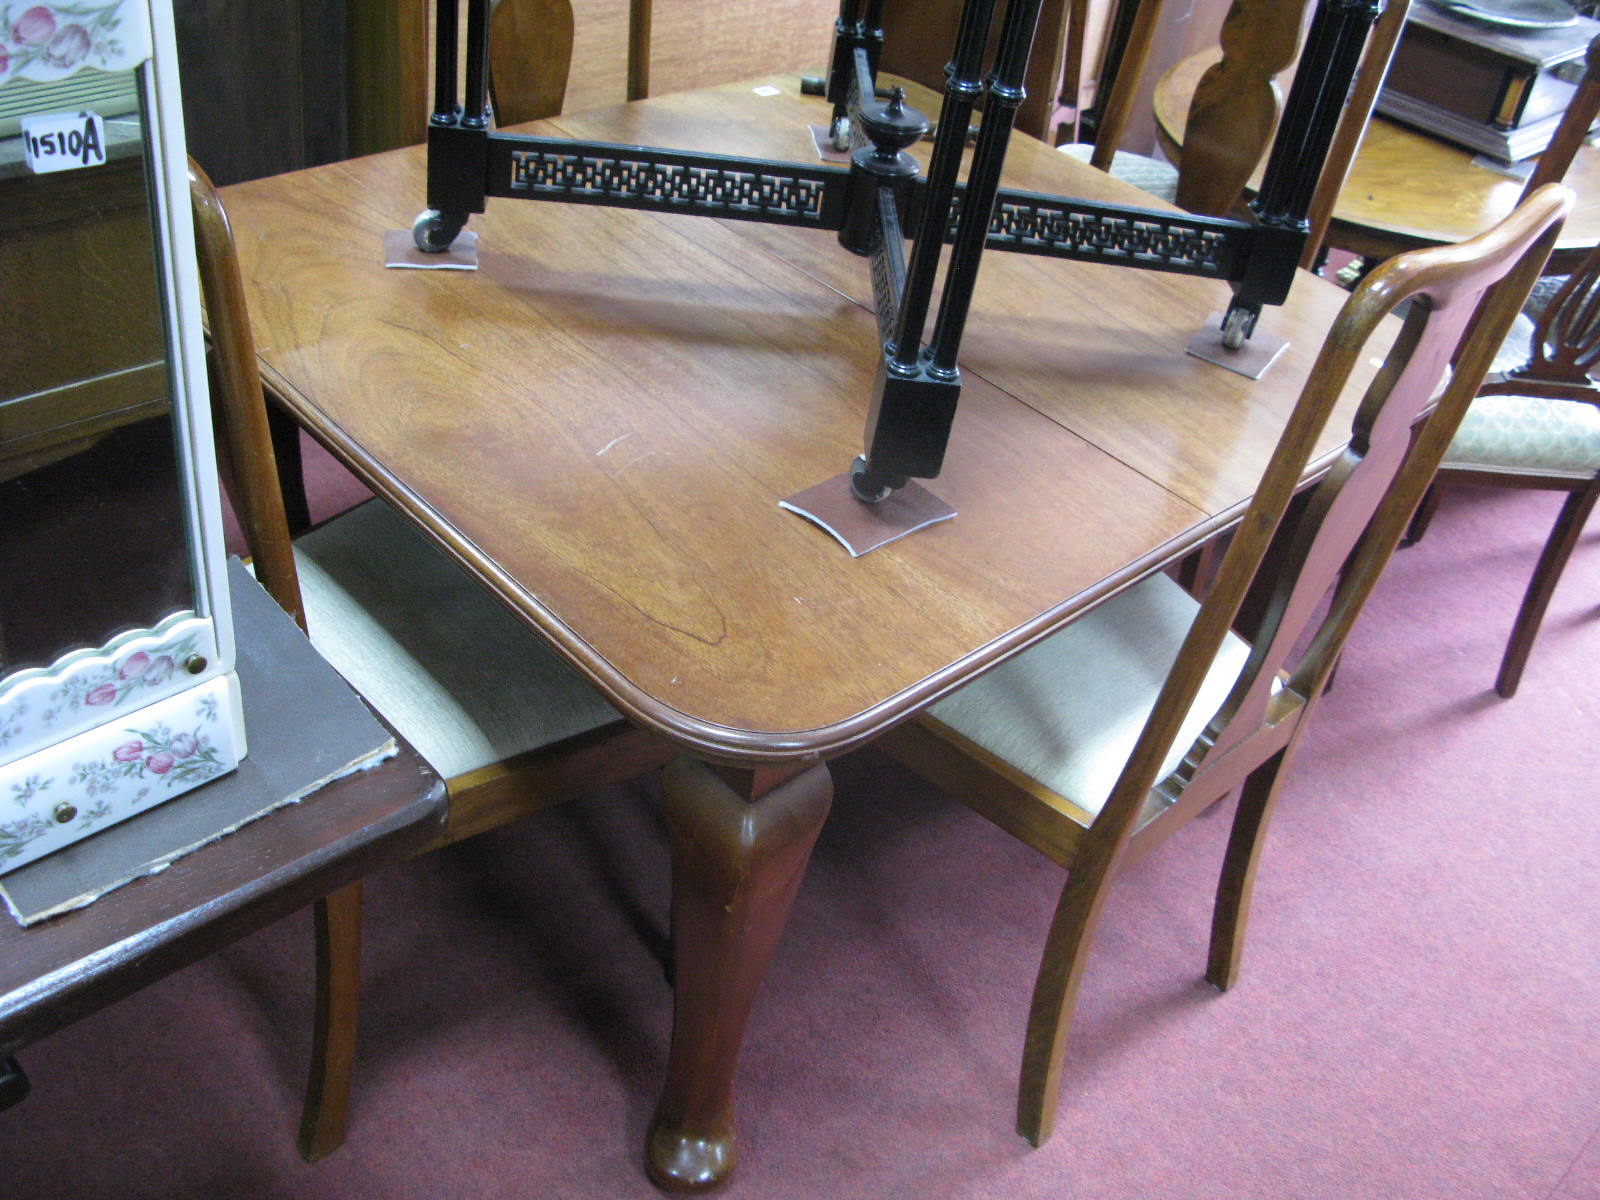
left=219, top=74, right=1380, bottom=1190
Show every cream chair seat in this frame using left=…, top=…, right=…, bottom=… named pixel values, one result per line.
left=1057, top=143, right=1179, bottom=204
left=926, top=572, right=1249, bottom=828
left=289, top=499, right=620, bottom=780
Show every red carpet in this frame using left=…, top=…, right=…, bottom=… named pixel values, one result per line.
left=5, top=457, right=1597, bottom=1199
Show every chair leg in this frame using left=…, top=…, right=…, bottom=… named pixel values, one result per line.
left=1403, top=482, right=1443, bottom=546
left=299, top=881, right=363, bottom=1162
left=1175, top=532, right=1227, bottom=598
left=265, top=399, right=312, bottom=535
left=1496, top=482, right=1599, bottom=699
left=1015, top=854, right=1116, bottom=1148
left=1207, top=749, right=1290, bottom=992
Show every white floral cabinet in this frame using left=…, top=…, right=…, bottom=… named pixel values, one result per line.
left=0, top=0, right=245, bottom=872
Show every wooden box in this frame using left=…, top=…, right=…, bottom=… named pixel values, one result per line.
left=1377, top=3, right=1600, bottom=161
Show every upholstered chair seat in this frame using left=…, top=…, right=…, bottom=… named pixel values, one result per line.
left=1441, top=393, right=1600, bottom=480
left=926, top=572, right=1250, bottom=822
left=289, top=499, right=621, bottom=780
left=1058, top=144, right=1180, bottom=204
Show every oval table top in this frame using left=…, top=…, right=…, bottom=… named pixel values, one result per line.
left=1156, top=47, right=1600, bottom=267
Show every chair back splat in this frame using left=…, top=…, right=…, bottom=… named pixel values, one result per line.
left=1116, top=187, right=1569, bottom=872
left=1512, top=244, right=1600, bottom=385
left=878, top=182, right=1573, bottom=1148
left=488, top=0, right=577, bottom=126
left=484, top=0, right=653, bottom=128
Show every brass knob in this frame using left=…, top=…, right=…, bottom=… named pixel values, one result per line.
left=52, top=802, right=77, bottom=823
left=185, top=655, right=207, bottom=674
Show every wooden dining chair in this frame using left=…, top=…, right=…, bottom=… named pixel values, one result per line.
left=1064, top=0, right=1409, bottom=268
left=485, top=0, right=652, bottom=127
left=1393, top=35, right=1600, bottom=698
left=875, top=183, right=1573, bottom=1147
left=1404, top=243, right=1600, bottom=699
left=189, top=160, right=674, bottom=1160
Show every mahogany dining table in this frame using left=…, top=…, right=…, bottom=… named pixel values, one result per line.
left=218, top=74, right=1382, bottom=1191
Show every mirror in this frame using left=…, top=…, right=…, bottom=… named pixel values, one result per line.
left=0, top=64, right=194, bottom=679
left=0, top=0, right=245, bottom=879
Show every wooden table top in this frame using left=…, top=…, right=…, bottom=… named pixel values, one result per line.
left=221, top=74, right=1376, bottom=767
left=1157, top=48, right=1600, bottom=263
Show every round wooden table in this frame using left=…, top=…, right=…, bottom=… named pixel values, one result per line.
left=1156, top=48, right=1600, bottom=269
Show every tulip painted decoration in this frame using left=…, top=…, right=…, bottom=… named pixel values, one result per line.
left=416, top=0, right=1381, bottom=501
left=0, top=2, right=152, bottom=83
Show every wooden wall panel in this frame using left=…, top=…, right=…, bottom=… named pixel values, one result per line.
left=173, top=0, right=348, bottom=185
left=564, top=0, right=835, bottom=113
left=347, top=0, right=430, bottom=155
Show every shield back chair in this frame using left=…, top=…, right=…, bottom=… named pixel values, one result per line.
left=875, top=183, right=1572, bottom=1146
left=1396, top=34, right=1600, bottom=699
left=1404, top=242, right=1600, bottom=698
left=1064, top=0, right=1409, bottom=269
left=189, top=161, right=674, bottom=1160
left=486, top=0, right=653, bottom=127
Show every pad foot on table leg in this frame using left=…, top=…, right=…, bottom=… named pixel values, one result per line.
left=645, top=1116, right=736, bottom=1193
left=0, top=1056, right=29, bottom=1110
left=645, top=757, right=833, bottom=1192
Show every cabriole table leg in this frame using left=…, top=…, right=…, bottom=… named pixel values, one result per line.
left=646, top=757, right=833, bottom=1192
